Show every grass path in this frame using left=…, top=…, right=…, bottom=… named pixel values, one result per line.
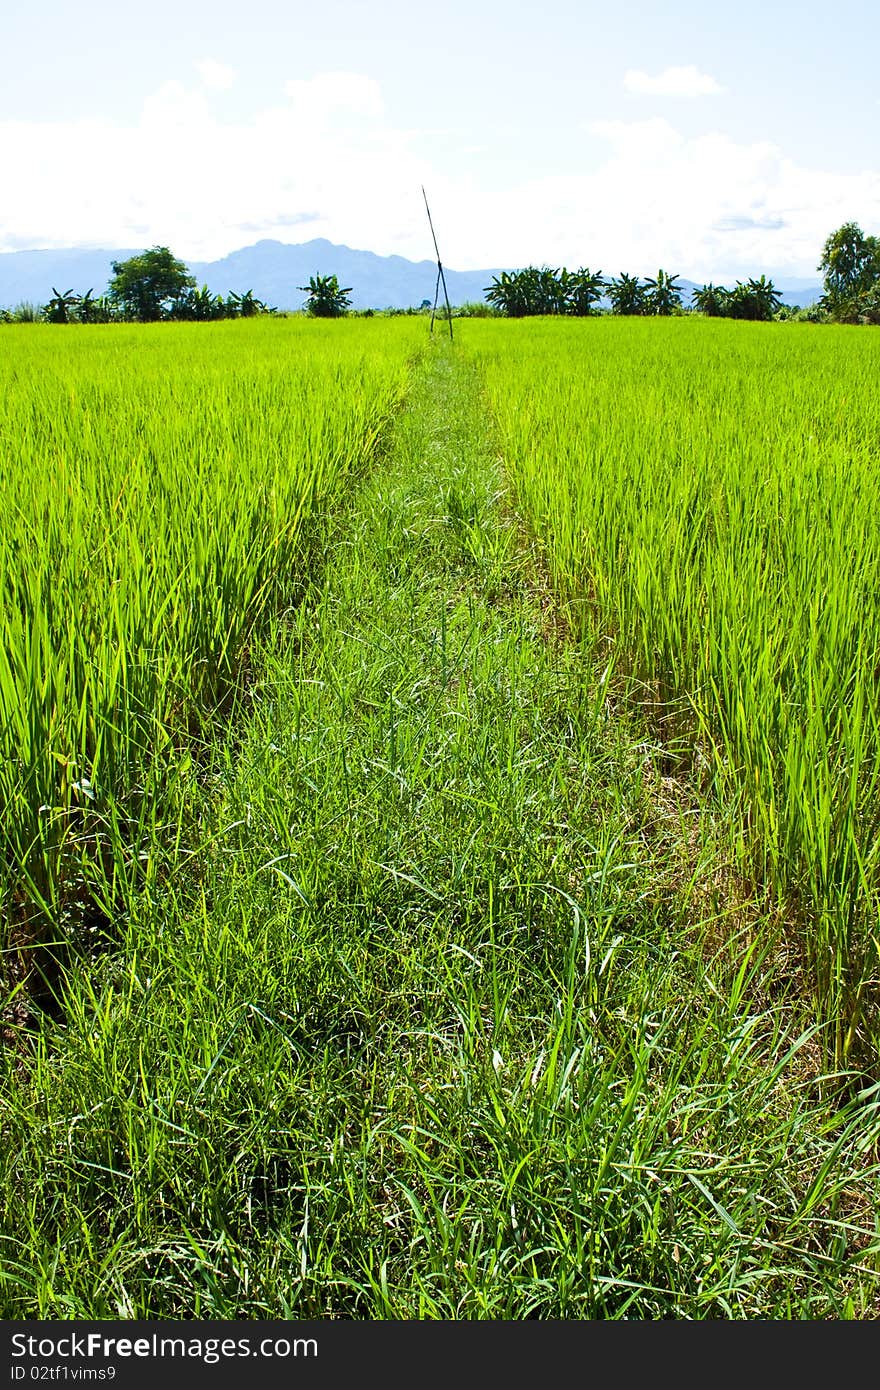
left=2, top=343, right=879, bottom=1318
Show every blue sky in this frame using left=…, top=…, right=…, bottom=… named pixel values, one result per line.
left=2, top=0, right=878, bottom=279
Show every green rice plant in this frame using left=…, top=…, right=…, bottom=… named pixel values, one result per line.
left=0, top=318, right=421, bottom=944
left=465, top=316, right=880, bottom=1061
left=3, top=342, right=878, bottom=1319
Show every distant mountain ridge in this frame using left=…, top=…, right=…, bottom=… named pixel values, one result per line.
left=0, top=239, right=823, bottom=310
left=0, top=240, right=501, bottom=312
left=189, top=239, right=502, bottom=311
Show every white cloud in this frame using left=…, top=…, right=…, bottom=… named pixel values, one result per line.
left=455, top=119, right=879, bottom=281
left=0, top=74, right=422, bottom=263
left=196, top=59, right=236, bottom=92
left=0, top=78, right=878, bottom=283
left=624, top=65, right=725, bottom=97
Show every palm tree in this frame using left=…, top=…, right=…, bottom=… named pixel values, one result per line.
left=298, top=274, right=352, bottom=317
left=644, top=270, right=683, bottom=316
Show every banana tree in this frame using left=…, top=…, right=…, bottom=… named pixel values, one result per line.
left=727, top=276, right=783, bottom=321
left=565, top=268, right=606, bottom=316
left=75, top=288, right=98, bottom=324
left=692, top=283, right=730, bottom=317
left=168, top=285, right=226, bottom=321
left=539, top=267, right=568, bottom=314
left=484, top=266, right=569, bottom=316
left=513, top=266, right=566, bottom=314
left=644, top=270, right=683, bottom=316
left=746, top=275, right=783, bottom=320
left=228, top=289, right=266, bottom=318
left=298, top=275, right=352, bottom=317
left=191, top=285, right=225, bottom=320
left=607, top=273, right=646, bottom=315
left=44, top=287, right=77, bottom=324
left=485, top=271, right=527, bottom=316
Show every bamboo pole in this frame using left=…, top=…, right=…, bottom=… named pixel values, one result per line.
left=422, top=186, right=454, bottom=342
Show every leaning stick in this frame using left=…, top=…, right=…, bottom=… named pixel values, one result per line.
left=422, top=186, right=454, bottom=342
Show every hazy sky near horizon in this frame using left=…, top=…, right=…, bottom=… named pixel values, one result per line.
left=2, top=0, right=878, bottom=280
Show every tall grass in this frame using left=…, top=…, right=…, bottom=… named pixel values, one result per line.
left=0, top=318, right=420, bottom=941
left=467, top=316, right=880, bottom=1061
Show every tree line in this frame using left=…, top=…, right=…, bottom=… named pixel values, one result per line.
left=0, top=248, right=355, bottom=325
left=2, top=222, right=878, bottom=325
left=482, top=223, right=880, bottom=324
left=483, top=266, right=784, bottom=320
left=0, top=248, right=280, bottom=324
left=82, top=248, right=271, bottom=322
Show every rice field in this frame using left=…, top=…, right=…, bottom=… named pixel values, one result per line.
left=0, top=318, right=420, bottom=942
left=2, top=317, right=880, bottom=1318
left=469, top=317, right=880, bottom=1062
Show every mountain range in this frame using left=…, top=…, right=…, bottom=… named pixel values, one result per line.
left=0, top=238, right=823, bottom=310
